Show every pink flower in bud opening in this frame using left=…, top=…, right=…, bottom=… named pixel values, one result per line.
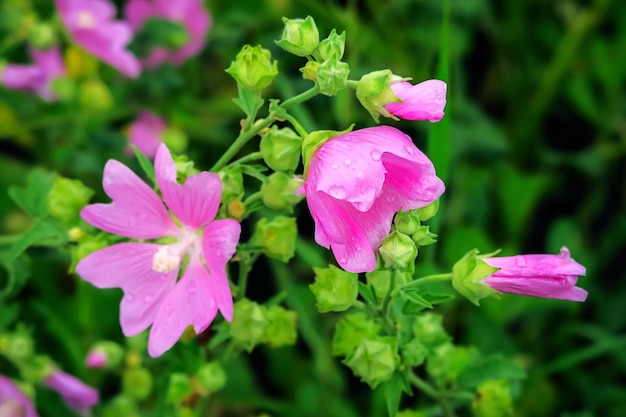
left=384, top=80, right=447, bottom=122
left=0, top=375, right=38, bottom=417
left=76, top=144, right=241, bottom=357
left=303, top=126, right=445, bottom=273
left=44, top=370, right=98, bottom=414
left=482, top=247, right=588, bottom=301
left=127, top=111, right=166, bottom=158
left=85, top=349, right=107, bottom=368
left=1, top=47, right=65, bottom=101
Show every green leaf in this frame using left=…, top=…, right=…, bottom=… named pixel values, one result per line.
left=357, top=281, right=377, bottom=305
left=232, top=84, right=264, bottom=117
left=0, top=301, right=19, bottom=327
left=400, top=288, right=433, bottom=309
left=10, top=219, right=68, bottom=259
left=7, top=168, right=56, bottom=217
left=239, top=164, right=269, bottom=182
left=0, top=250, right=31, bottom=300
left=457, top=355, right=526, bottom=390
left=131, top=145, right=156, bottom=183
left=382, top=372, right=406, bottom=417
left=401, top=291, right=455, bottom=315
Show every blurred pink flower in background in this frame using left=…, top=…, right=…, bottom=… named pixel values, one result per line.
left=85, top=349, right=107, bottom=368
left=385, top=80, right=447, bottom=122
left=55, top=0, right=140, bottom=77
left=44, top=370, right=98, bottom=414
left=1, top=47, right=65, bottom=101
left=303, top=126, right=445, bottom=273
left=0, top=375, right=38, bottom=417
left=77, top=144, right=241, bottom=357
left=127, top=111, right=166, bottom=158
left=482, top=247, right=588, bottom=301
left=125, top=0, right=211, bottom=68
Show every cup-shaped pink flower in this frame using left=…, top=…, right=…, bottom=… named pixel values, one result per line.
left=482, top=247, right=588, bottom=301
left=76, top=144, right=241, bottom=357
left=1, top=47, right=65, bottom=101
left=384, top=80, right=447, bottom=122
left=44, top=370, right=98, bottom=414
left=55, top=0, right=140, bottom=77
left=303, top=126, right=445, bottom=273
left=127, top=111, right=165, bottom=158
left=0, top=375, right=38, bottom=417
left=125, top=0, right=211, bottom=68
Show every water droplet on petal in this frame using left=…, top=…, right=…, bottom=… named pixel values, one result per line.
left=344, top=159, right=352, bottom=165
left=340, top=257, right=347, bottom=264
left=515, top=257, right=527, bottom=267
left=404, top=145, right=415, bottom=155
left=370, top=151, right=382, bottom=161
left=328, top=185, right=347, bottom=199
left=385, top=194, right=396, bottom=203
left=126, top=294, right=134, bottom=302
left=187, top=281, right=197, bottom=294
left=209, top=299, right=216, bottom=309
left=331, top=163, right=339, bottom=170
left=356, top=246, right=362, bottom=252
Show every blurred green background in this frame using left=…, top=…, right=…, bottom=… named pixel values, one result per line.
left=1, top=0, right=625, bottom=416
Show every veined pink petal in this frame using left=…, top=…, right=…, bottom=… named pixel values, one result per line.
left=76, top=243, right=178, bottom=335
left=381, top=152, right=445, bottom=205
left=148, top=257, right=218, bottom=357
left=201, top=219, right=241, bottom=321
left=0, top=375, right=38, bottom=417
left=385, top=80, right=447, bottom=122
left=155, top=144, right=222, bottom=228
left=44, top=370, right=99, bottom=414
left=81, top=159, right=178, bottom=239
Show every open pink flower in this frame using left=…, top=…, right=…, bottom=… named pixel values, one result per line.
left=384, top=80, right=447, bottom=122
left=303, top=126, right=445, bottom=273
left=127, top=111, right=166, bottom=158
left=44, top=370, right=98, bottom=414
left=0, top=375, right=38, bottom=417
left=125, top=0, right=211, bottom=68
left=55, top=0, right=140, bottom=77
left=1, top=47, right=65, bottom=101
left=76, top=144, right=240, bottom=357
left=482, top=247, right=587, bottom=301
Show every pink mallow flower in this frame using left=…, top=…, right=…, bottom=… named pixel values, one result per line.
left=127, top=111, right=166, bottom=158
left=482, top=247, right=588, bottom=301
left=76, top=144, right=241, bottom=357
left=125, top=0, right=211, bottom=68
left=1, top=47, right=65, bottom=101
left=44, top=370, right=98, bottom=414
left=55, top=0, right=140, bottom=78
left=384, top=80, right=447, bottom=122
left=303, top=126, right=445, bottom=273
left=0, top=375, right=38, bottom=417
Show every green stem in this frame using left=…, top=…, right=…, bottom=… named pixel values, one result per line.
left=279, top=85, right=320, bottom=109
left=0, top=235, right=21, bottom=245
left=236, top=252, right=260, bottom=300
left=408, top=373, right=457, bottom=417
left=346, top=80, right=360, bottom=89
left=400, top=273, right=453, bottom=289
left=283, top=113, right=309, bottom=138
left=243, top=191, right=263, bottom=207
left=229, top=151, right=263, bottom=167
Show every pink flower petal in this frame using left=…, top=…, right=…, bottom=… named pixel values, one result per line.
left=81, top=159, right=178, bottom=239
left=381, top=152, right=445, bottom=205
left=127, top=111, right=166, bottom=158
left=385, top=80, right=447, bottom=122
left=0, top=376, right=38, bottom=417
left=124, top=0, right=153, bottom=29
left=76, top=243, right=178, bottom=335
left=44, top=370, right=99, bottom=414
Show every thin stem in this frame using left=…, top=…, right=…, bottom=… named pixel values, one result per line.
left=229, top=151, right=263, bottom=167
left=400, top=273, right=453, bottom=289
left=346, top=80, right=359, bottom=89
left=408, top=373, right=458, bottom=417
left=236, top=252, right=260, bottom=300
left=283, top=113, right=309, bottom=138
left=279, top=85, right=320, bottom=109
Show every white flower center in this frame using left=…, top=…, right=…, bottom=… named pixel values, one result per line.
left=152, top=246, right=181, bottom=273
left=76, top=10, right=96, bottom=29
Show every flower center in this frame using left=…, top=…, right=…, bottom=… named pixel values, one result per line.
left=76, top=10, right=96, bottom=29
left=152, top=246, right=181, bottom=273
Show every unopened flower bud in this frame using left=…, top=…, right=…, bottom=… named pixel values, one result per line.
left=378, top=231, right=418, bottom=271
left=102, top=394, right=139, bottom=417
left=166, top=373, right=193, bottom=403
left=316, top=29, right=346, bottom=60
left=472, top=379, right=513, bottom=417
left=412, top=225, right=437, bottom=246
left=225, top=45, right=278, bottom=91
left=195, top=361, right=227, bottom=393
left=85, top=341, right=123, bottom=368
left=414, top=200, right=439, bottom=221
left=218, top=168, right=245, bottom=203
left=251, top=216, right=297, bottom=263
left=344, top=337, right=398, bottom=388
left=451, top=249, right=500, bottom=306
left=260, top=126, right=302, bottom=173
left=275, top=16, right=319, bottom=57
left=4, top=331, right=34, bottom=361
left=229, top=299, right=268, bottom=352
left=355, top=69, right=404, bottom=122
left=365, top=269, right=391, bottom=302
left=316, top=55, right=349, bottom=96
left=161, top=127, right=187, bottom=154
left=401, top=338, right=428, bottom=367
left=332, top=313, right=381, bottom=357
left=300, top=61, right=319, bottom=81
left=123, top=368, right=153, bottom=400
left=79, top=80, right=113, bottom=111
left=28, top=23, right=56, bottom=50
left=227, top=199, right=245, bottom=221
left=412, top=313, right=451, bottom=349
left=309, top=265, right=358, bottom=312
left=394, top=209, right=421, bottom=236
left=261, top=172, right=304, bottom=213
left=261, top=305, right=297, bottom=347
left=47, top=177, right=94, bottom=226
left=50, top=77, right=76, bottom=101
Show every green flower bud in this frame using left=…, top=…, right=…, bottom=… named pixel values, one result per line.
left=195, top=361, right=227, bottom=393
left=302, top=126, right=353, bottom=176
left=344, top=337, right=399, bottom=388
left=412, top=313, right=451, bottom=349
left=355, top=69, right=404, bottom=122
left=102, top=394, right=139, bottom=417
left=261, top=172, right=304, bottom=213
left=472, top=379, right=513, bottom=417
left=86, top=341, right=124, bottom=368
left=225, top=45, right=278, bottom=91
left=378, top=231, right=418, bottom=271
left=332, top=313, right=381, bottom=357
left=451, top=249, right=500, bottom=306
left=46, top=177, right=94, bottom=226
left=316, top=56, right=350, bottom=96
left=126, top=332, right=148, bottom=354
left=275, top=16, right=319, bottom=57
left=22, top=355, right=54, bottom=383
left=401, top=338, right=428, bottom=367
left=365, top=269, right=391, bottom=302
left=3, top=330, right=34, bottom=361
left=162, top=127, right=187, bottom=154
left=394, top=209, right=421, bottom=236
left=28, top=23, right=56, bottom=50
left=413, top=200, right=439, bottom=221
left=123, top=368, right=153, bottom=400
left=260, top=126, right=302, bottom=173
left=309, top=265, right=358, bottom=312
left=412, top=225, right=437, bottom=247
left=426, top=343, right=477, bottom=388
left=218, top=168, right=245, bottom=203
left=300, top=61, right=319, bottom=81
left=166, top=373, right=193, bottom=403
left=316, top=29, right=346, bottom=60
left=229, top=299, right=268, bottom=352
left=171, top=154, right=199, bottom=183
left=261, top=305, right=297, bottom=347
left=79, top=80, right=113, bottom=111
left=250, top=216, right=297, bottom=263
left=50, top=77, right=76, bottom=101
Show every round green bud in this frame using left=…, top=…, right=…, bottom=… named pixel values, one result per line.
left=378, top=231, right=418, bottom=271
left=412, top=313, right=451, bottom=349
left=28, top=23, right=56, bottom=50
left=195, top=361, right=227, bottom=393
left=344, top=337, right=399, bottom=388
left=162, top=127, right=187, bottom=154
left=309, top=265, right=358, bottom=312
left=394, top=209, right=420, bottom=236
left=261, top=305, right=297, bottom=347
left=50, top=77, right=76, bottom=101
left=260, top=126, right=302, bottom=173
left=79, top=80, right=113, bottom=111
left=102, top=394, right=139, bottom=417
left=166, top=373, right=193, bottom=404
left=472, top=379, right=513, bottom=417
left=261, top=172, right=304, bottom=213
left=332, top=313, right=381, bottom=357
left=225, top=45, right=278, bottom=91
left=218, top=167, right=245, bottom=204
left=355, top=69, right=404, bottom=122
left=47, top=177, right=94, bottom=226
left=275, top=16, right=320, bottom=57
left=250, top=216, right=297, bottom=263
left=316, top=29, right=346, bottom=61
left=229, top=298, right=268, bottom=352
left=123, top=368, right=153, bottom=400
left=414, top=199, right=439, bottom=221
left=316, top=56, right=350, bottom=96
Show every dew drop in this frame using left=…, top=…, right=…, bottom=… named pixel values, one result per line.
left=370, top=151, right=382, bottom=161
left=344, top=159, right=352, bottom=165
left=356, top=246, right=362, bottom=252
left=126, top=294, right=134, bottom=302
left=209, top=299, right=216, bottom=309
left=340, top=257, right=347, bottom=264
left=515, top=257, right=527, bottom=267
left=404, top=145, right=415, bottom=155
left=385, top=194, right=396, bottom=203
left=187, top=281, right=197, bottom=294
left=331, top=163, right=339, bottom=170
left=328, top=185, right=347, bottom=199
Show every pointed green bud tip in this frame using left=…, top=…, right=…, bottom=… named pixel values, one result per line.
left=229, top=299, right=268, bottom=352
left=166, top=373, right=193, bottom=403
left=300, top=61, right=320, bottom=81
left=302, top=125, right=353, bottom=177
left=344, top=337, right=399, bottom=388
left=218, top=167, right=245, bottom=204
left=225, top=45, right=278, bottom=91
left=260, top=126, right=302, bottom=173
left=28, top=23, right=56, bottom=50
left=412, top=225, right=437, bottom=247
left=47, top=176, right=94, bottom=226
left=261, top=305, right=298, bottom=347
left=354, top=69, right=404, bottom=122
left=261, top=172, right=304, bottom=213
left=472, top=379, right=513, bottom=417
left=250, top=216, right=297, bottom=263
left=309, top=265, right=358, bottom=312
left=316, top=55, right=350, bottom=96
left=275, top=16, right=320, bottom=57
left=332, top=313, right=382, bottom=357
left=316, top=29, right=346, bottom=61
left=414, top=199, right=440, bottom=221
left=451, top=249, right=500, bottom=306
left=379, top=231, right=418, bottom=271
left=123, top=368, right=153, bottom=400
left=196, top=361, right=227, bottom=393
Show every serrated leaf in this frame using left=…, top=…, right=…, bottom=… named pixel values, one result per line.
left=357, top=281, right=377, bottom=305
left=10, top=219, right=68, bottom=259
left=7, top=168, right=56, bottom=217
left=130, top=144, right=156, bottom=183
left=401, top=291, right=455, bottom=315
left=232, top=84, right=264, bottom=116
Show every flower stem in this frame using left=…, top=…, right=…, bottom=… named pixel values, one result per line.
left=400, top=272, right=452, bottom=289
left=407, top=373, right=458, bottom=417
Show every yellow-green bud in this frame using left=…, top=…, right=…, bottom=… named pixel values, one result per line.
left=123, top=368, right=153, bottom=400
left=355, top=69, right=404, bottom=122
left=166, top=373, right=193, bottom=403
left=261, top=305, right=297, bottom=347
left=250, top=216, right=297, bottom=263
left=225, top=45, right=278, bottom=91
left=394, top=209, right=420, bottom=236
left=316, top=55, right=350, bottom=96
left=65, top=46, right=99, bottom=79
left=4, top=331, right=33, bottom=362
left=316, top=29, right=346, bottom=60
left=79, top=80, right=113, bottom=111
left=46, top=177, right=94, bottom=226
left=195, top=361, right=227, bottom=393
left=50, top=77, right=76, bottom=101
left=472, top=379, right=513, bottom=417
left=260, top=126, right=302, bottom=173
left=401, top=338, right=428, bottom=367
left=229, top=299, right=268, bottom=352
left=162, top=127, right=187, bottom=154
left=332, top=313, right=381, bottom=357
left=414, top=200, right=439, bottom=221
left=28, top=23, right=56, bottom=49
left=426, top=343, right=477, bottom=388
left=451, top=249, right=500, bottom=306
left=344, top=337, right=399, bottom=388
left=378, top=231, right=418, bottom=271
left=300, top=61, right=319, bottom=81
left=365, top=269, right=391, bottom=302
left=102, top=394, right=139, bottom=417
left=309, top=265, right=358, bottom=312
left=261, top=172, right=304, bottom=213
left=275, top=16, right=319, bottom=57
